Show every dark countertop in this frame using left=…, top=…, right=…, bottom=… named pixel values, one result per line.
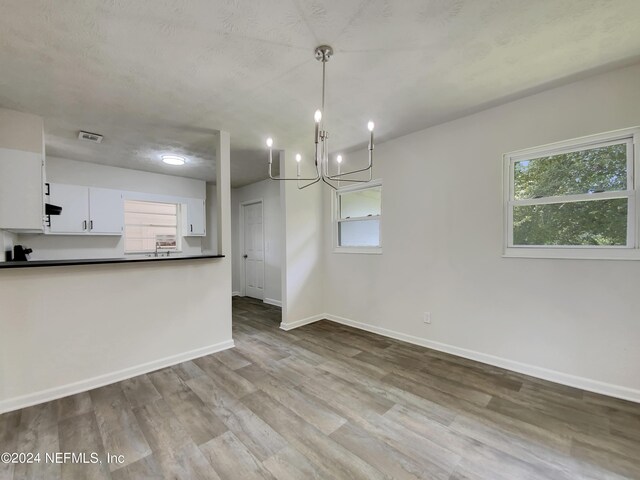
left=0, top=254, right=225, bottom=269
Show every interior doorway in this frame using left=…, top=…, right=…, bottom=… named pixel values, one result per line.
left=240, top=199, right=264, bottom=300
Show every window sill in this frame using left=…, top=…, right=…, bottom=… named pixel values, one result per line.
left=333, top=247, right=382, bottom=255
left=503, top=247, right=640, bottom=260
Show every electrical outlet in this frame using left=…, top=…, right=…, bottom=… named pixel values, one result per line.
left=423, top=312, right=431, bottom=324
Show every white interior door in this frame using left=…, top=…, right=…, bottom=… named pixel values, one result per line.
left=243, top=201, right=264, bottom=300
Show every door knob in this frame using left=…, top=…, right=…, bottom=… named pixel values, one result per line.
left=243, top=254, right=248, bottom=258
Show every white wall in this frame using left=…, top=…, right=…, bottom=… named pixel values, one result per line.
left=322, top=62, right=640, bottom=401
left=18, top=157, right=215, bottom=260
left=46, top=157, right=206, bottom=197
left=202, top=182, right=219, bottom=254
left=280, top=150, right=325, bottom=328
left=0, top=131, right=233, bottom=413
left=231, top=178, right=282, bottom=305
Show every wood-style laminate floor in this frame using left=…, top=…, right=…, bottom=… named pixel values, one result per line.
left=2, top=296, right=640, bottom=479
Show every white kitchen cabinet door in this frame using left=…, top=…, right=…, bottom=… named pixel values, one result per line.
left=0, top=148, right=44, bottom=232
left=48, top=183, right=89, bottom=233
left=184, top=198, right=206, bottom=236
left=89, top=187, right=123, bottom=234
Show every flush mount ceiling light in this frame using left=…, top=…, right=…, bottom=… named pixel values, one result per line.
left=162, top=155, right=186, bottom=166
left=266, top=45, right=375, bottom=190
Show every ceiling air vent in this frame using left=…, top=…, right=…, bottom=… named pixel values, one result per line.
left=78, top=131, right=103, bottom=143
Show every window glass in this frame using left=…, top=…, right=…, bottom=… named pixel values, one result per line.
left=124, top=200, right=179, bottom=253
left=339, top=219, right=380, bottom=247
left=513, top=199, right=628, bottom=246
left=339, top=187, right=381, bottom=219
left=513, top=143, right=627, bottom=200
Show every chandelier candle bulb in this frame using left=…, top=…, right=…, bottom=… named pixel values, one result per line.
left=266, top=137, right=273, bottom=164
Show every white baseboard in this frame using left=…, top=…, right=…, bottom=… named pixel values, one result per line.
left=324, top=313, right=640, bottom=404
left=232, top=291, right=241, bottom=297
left=280, top=313, right=325, bottom=331
left=264, top=298, right=282, bottom=307
left=0, top=340, right=235, bottom=414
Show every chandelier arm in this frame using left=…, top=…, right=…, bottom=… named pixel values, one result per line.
left=327, top=166, right=372, bottom=179
left=327, top=161, right=373, bottom=180
left=308, top=142, right=323, bottom=183
left=327, top=177, right=371, bottom=183
left=328, top=140, right=373, bottom=179
left=298, top=157, right=321, bottom=188
left=324, top=136, right=329, bottom=178
left=271, top=175, right=321, bottom=181
left=268, top=149, right=321, bottom=181
left=298, top=176, right=322, bottom=190
left=320, top=176, right=338, bottom=190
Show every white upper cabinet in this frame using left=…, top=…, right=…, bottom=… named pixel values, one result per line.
left=47, top=183, right=123, bottom=235
left=0, top=108, right=45, bottom=233
left=184, top=198, right=206, bottom=236
left=48, top=184, right=89, bottom=233
left=89, top=187, right=123, bottom=234
left=0, top=148, right=44, bottom=232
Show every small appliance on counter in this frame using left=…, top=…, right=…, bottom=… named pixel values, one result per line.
left=13, top=245, right=33, bottom=262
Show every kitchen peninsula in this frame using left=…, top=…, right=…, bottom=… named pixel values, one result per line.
left=0, top=108, right=233, bottom=414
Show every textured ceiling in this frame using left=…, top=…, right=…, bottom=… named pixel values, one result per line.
left=1, top=0, right=640, bottom=186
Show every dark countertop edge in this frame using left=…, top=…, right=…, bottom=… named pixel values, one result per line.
left=0, top=254, right=225, bottom=269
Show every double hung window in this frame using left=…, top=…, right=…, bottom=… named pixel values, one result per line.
left=504, top=128, right=639, bottom=259
left=334, top=180, right=382, bottom=253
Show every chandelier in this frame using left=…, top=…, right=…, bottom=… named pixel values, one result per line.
left=266, top=45, right=375, bottom=190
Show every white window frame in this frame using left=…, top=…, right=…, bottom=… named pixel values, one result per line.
left=123, top=199, right=182, bottom=255
left=333, top=179, right=383, bottom=254
left=503, top=127, right=640, bottom=260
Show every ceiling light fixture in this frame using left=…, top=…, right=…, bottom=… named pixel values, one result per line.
left=162, top=155, right=186, bottom=166
left=266, top=45, right=375, bottom=190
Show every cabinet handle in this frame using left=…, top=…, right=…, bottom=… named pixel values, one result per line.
left=190, top=224, right=193, bottom=232
left=90, top=220, right=93, bottom=230
left=83, top=220, right=87, bottom=230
